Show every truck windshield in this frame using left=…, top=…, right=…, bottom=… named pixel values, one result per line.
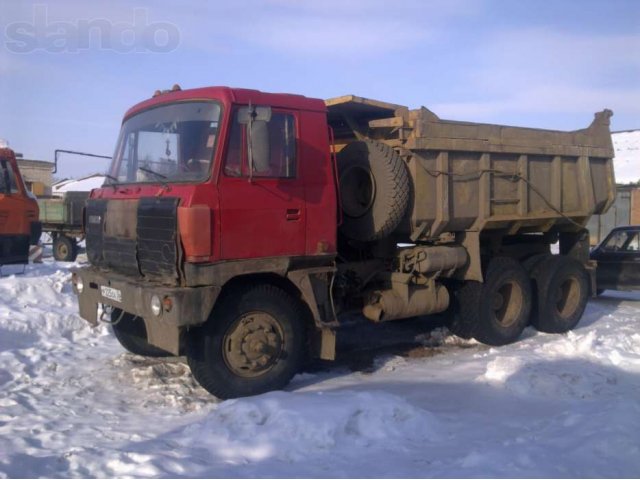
left=108, top=101, right=221, bottom=184
left=0, top=159, right=20, bottom=194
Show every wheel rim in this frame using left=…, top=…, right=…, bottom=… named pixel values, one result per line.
left=340, top=165, right=376, bottom=218
left=555, top=276, right=581, bottom=319
left=491, top=281, right=523, bottom=327
left=222, top=312, right=285, bottom=378
left=57, top=243, right=68, bottom=259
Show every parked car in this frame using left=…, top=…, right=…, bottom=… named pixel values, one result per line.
left=590, top=225, right=640, bottom=294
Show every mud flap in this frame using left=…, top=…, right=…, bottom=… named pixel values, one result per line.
left=144, top=319, right=181, bottom=356
left=78, top=295, right=98, bottom=326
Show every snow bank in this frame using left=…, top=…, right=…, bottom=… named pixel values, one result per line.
left=0, top=264, right=96, bottom=353
left=175, top=390, right=440, bottom=463
left=478, top=294, right=640, bottom=399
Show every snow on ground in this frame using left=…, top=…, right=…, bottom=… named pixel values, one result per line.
left=0, top=260, right=639, bottom=478
left=612, top=130, right=640, bottom=184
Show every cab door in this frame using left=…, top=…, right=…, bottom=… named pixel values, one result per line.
left=0, top=159, right=34, bottom=264
left=218, top=108, right=305, bottom=260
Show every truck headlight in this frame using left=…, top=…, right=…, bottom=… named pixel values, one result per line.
left=150, top=295, right=162, bottom=316
left=72, top=273, right=84, bottom=293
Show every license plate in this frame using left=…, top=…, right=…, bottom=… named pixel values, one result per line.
left=100, top=286, right=122, bottom=303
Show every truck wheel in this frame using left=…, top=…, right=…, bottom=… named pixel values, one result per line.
left=337, top=140, right=409, bottom=242
left=471, top=257, right=532, bottom=346
left=53, top=235, right=78, bottom=262
left=111, top=309, right=172, bottom=357
left=530, top=256, right=589, bottom=333
left=522, top=253, right=552, bottom=275
left=186, top=284, right=306, bottom=399
left=447, top=281, right=482, bottom=339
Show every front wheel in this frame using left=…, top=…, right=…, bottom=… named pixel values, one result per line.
left=186, top=284, right=306, bottom=399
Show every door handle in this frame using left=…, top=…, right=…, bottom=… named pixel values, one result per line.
left=286, top=208, right=301, bottom=221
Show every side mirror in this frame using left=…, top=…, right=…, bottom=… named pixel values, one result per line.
left=236, top=105, right=272, bottom=178
left=250, top=121, right=270, bottom=173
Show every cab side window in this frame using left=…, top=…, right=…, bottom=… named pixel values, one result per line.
left=224, top=110, right=297, bottom=179
left=261, top=113, right=296, bottom=178
left=602, top=230, right=640, bottom=252
left=224, top=113, right=244, bottom=177
left=625, top=232, right=639, bottom=251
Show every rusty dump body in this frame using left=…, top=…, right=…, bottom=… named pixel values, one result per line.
left=327, top=95, right=616, bottom=242
left=326, top=96, right=615, bottom=326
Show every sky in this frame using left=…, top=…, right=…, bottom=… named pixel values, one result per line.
left=0, top=0, right=639, bottom=179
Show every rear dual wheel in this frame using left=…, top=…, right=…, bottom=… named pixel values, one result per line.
left=449, top=257, right=532, bottom=345
left=466, top=257, right=532, bottom=346
left=530, top=256, right=589, bottom=333
left=449, top=255, right=589, bottom=344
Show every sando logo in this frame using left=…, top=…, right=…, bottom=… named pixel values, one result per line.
left=4, top=5, right=180, bottom=54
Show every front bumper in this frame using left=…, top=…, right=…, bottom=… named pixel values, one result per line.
left=72, top=266, right=220, bottom=354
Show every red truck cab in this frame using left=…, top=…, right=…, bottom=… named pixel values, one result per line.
left=73, top=86, right=339, bottom=397
left=89, top=86, right=336, bottom=263
left=0, top=147, right=41, bottom=265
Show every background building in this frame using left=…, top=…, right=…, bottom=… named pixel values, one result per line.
left=587, top=129, right=640, bottom=244
left=16, top=157, right=54, bottom=196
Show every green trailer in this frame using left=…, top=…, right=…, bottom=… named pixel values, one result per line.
left=38, top=191, right=88, bottom=261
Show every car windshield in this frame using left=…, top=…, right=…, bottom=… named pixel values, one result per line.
left=108, top=101, right=221, bottom=184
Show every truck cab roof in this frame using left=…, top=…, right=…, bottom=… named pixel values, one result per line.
left=124, top=86, right=328, bottom=121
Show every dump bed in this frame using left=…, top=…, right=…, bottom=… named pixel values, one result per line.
left=327, top=96, right=616, bottom=239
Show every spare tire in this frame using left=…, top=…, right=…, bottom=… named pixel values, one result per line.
left=337, top=140, right=409, bottom=242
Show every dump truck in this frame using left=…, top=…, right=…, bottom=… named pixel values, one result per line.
left=0, top=147, right=41, bottom=266
left=72, top=86, right=616, bottom=399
